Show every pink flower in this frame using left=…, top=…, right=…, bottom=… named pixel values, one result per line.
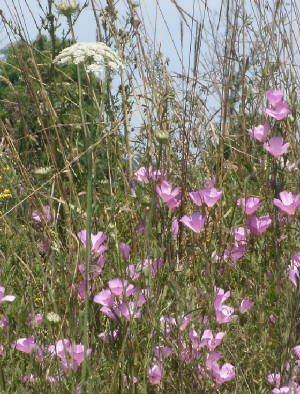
left=98, top=330, right=119, bottom=343
left=118, top=301, right=141, bottom=320
left=190, top=188, right=223, bottom=208
left=23, top=374, right=35, bottom=383
left=120, top=243, right=130, bottom=260
left=294, top=345, right=300, bottom=359
left=180, top=212, right=206, bottom=233
left=129, top=178, right=136, bottom=197
left=273, top=191, right=300, bottom=215
left=123, top=375, right=138, bottom=388
left=247, top=214, right=272, bottom=235
left=156, top=181, right=181, bottom=210
left=268, top=373, right=281, bottom=387
left=154, top=346, right=173, bottom=361
left=239, top=299, right=255, bottom=314
left=0, top=316, right=9, bottom=331
left=179, top=313, right=191, bottom=331
left=190, top=329, right=225, bottom=351
left=287, top=253, right=300, bottom=288
left=264, top=137, right=290, bottom=158
left=266, top=89, right=284, bottom=106
left=214, top=288, right=238, bottom=324
left=77, top=230, right=107, bottom=256
left=249, top=123, right=269, bottom=142
left=147, top=364, right=162, bottom=385
left=171, top=218, right=179, bottom=239
left=264, top=89, right=291, bottom=120
left=211, top=362, right=236, bottom=385
left=28, top=312, right=43, bottom=328
left=135, top=166, right=167, bottom=183
left=126, top=264, right=141, bottom=281
left=32, top=205, right=53, bottom=225
left=231, top=226, right=249, bottom=244
left=237, top=197, right=261, bottom=215
left=135, top=167, right=149, bottom=183
left=0, top=286, right=15, bottom=304
left=136, top=221, right=145, bottom=233
left=264, top=101, right=291, bottom=120
left=12, top=336, right=36, bottom=353
left=94, top=289, right=114, bottom=307
left=143, top=258, right=164, bottom=276
left=49, top=339, right=91, bottom=373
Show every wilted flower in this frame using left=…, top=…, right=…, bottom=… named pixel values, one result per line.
left=171, top=217, right=179, bottom=239
left=53, top=42, right=124, bottom=73
left=32, top=205, right=53, bottom=225
left=120, top=243, right=130, bottom=260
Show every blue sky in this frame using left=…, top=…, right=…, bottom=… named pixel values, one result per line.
left=0, top=0, right=222, bottom=74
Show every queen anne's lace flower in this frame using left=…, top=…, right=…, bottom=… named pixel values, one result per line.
left=53, top=42, right=124, bottom=73
left=55, top=1, right=80, bottom=17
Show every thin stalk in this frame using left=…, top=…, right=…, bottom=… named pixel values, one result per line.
left=77, top=63, right=93, bottom=391
left=67, top=15, right=93, bottom=387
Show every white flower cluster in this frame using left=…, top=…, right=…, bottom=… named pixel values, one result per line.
left=55, top=1, right=80, bottom=17
left=53, top=42, right=124, bottom=73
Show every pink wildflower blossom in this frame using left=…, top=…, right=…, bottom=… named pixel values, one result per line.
left=239, top=299, right=255, bottom=314
left=237, top=197, right=261, bottom=215
left=180, top=212, right=206, bottom=233
left=249, top=123, right=269, bottom=142
left=0, top=287, right=15, bottom=304
left=273, top=191, right=300, bottom=215
left=119, top=243, right=130, bottom=260
left=264, top=89, right=291, bottom=120
left=147, top=364, right=162, bottom=385
left=32, top=205, right=53, bottom=225
left=190, top=187, right=223, bottom=208
left=264, top=137, right=290, bottom=158
left=214, top=288, right=238, bottom=324
left=156, top=181, right=181, bottom=210
left=247, top=214, right=272, bottom=235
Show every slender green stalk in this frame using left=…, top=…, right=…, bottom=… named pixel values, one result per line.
left=67, top=15, right=93, bottom=387
left=77, top=62, right=93, bottom=389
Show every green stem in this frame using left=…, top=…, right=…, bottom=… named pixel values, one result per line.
left=77, top=63, right=93, bottom=387
left=67, top=16, right=92, bottom=387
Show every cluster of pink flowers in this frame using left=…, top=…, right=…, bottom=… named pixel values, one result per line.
left=249, top=89, right=291, bottom=159
left=93, top=278, right=147, bottom=321
left=268, top=345, right=300, bottom=394
left=48, top=339, right=92, bottom=374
